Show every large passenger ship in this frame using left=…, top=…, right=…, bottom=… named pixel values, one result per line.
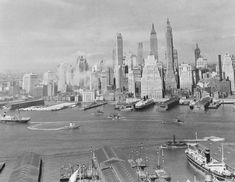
left=185, top=143, right=235, bottom=181
left=135, top=97, right=155, bottom=110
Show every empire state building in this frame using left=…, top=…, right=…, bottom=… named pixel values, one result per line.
left=165, top=18, right=177, bottom=91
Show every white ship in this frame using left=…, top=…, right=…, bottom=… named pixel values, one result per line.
left=185, top=143, right=235, bottom=181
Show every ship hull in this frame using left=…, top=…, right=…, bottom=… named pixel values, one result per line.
left=135, top=102, right=155, bottom=110
left=186, top=153, right=234, bottom=181
left=0, top=118, right=30, bottom=123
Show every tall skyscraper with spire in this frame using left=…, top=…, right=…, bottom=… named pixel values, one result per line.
left=165, top=18, right=177, bottom=92
left=137, top=42, right=144, bottom=65
left=114, top=33, right=124, bottom=90
left=116, top=33, right=123, bottom=66
left=194, top=43, right=201, bottom=67
left=150, top=24, right=158, bottom=60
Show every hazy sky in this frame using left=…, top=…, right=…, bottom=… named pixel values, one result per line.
left=1, top=0, right=235, bottom=73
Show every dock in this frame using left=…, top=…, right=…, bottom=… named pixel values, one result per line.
left=194, top=97, right=211, bottom=111
left=83, top=102, right=107, bottom=111
left=208, top=101, right=221, bottom=109
left=157, top=97, right=179, bottom=111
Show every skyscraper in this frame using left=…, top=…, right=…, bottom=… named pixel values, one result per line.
left=114, top=33, right=124, bottom=90
left=194, top=43, right=201, bottom=67
left=173, top=48, right=179, bottom=88
left=150, top=24, right=158, bottom=60
left=165, top=18, right=177, bottom=92
left=137, top=42, right=144, bottom=65
left=116, top=33, right=123, bottom=66
left=141, top=55, right=163, bottom=99
left=22, top=73, right=39, bottom=95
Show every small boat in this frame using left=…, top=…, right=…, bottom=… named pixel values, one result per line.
left=0, top=111, right=30, bottom=123
left=63, top=123, right=80, bottom=130
left=108, top=113, right=120, bottom=120
left=161, top=135, right=188, bottom=149
left=95, top=109, right=104, bottom=115
left=174, top=118, right=184, bottom=124
left=119, top=105, right=133, bottom=112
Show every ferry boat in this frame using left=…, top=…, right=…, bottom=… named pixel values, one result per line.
left=135, top=97, right=155, bottom=110
left=161, top=135, right=188, bottom=149
left=0, top=112, right=30, bottom=123
left=185, top=143, right=235, bottom=181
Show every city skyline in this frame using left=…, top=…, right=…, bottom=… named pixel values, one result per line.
left=1, top=0, right=235, bottom=73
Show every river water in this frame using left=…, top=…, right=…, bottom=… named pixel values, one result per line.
left=0, top=104, right=235, bottom=182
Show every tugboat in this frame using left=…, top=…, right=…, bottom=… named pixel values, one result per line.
left=0, top=111, right=30, bottom=123
left=63, top=123, right=80, bottom=130
left=185, top=143, right=235, bottom=181
left=161, top=135, right=188, bottom=149
left=135, top=96, right=155, bottom=111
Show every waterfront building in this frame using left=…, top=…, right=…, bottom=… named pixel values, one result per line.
left=57, top=63, right=69, bottom=93
left=133, top=66, right=142, bottom=97
left=128, top=70, right=135, bottom=97
left=141, top=55, right=163, bottom=99
left=100, top=70, right=107, bottom=94
left=82, top=90, right=95, bottom=102
left=222, top=54, right=235, bottom=93
left=165, top=18, right=177, bottom=92
left=22, top=73, right=39, bottom=95
left=43, top=71, right=56, bottom=85
left=47, top=81, right=57, bottom=97
left=9, top=81, right=20, bottom=97
left=137, top=42, right=144, bottom=66
left=150, top=24, right=158, bottom=60
left=196, top=57, right=207, bottom=70
left=107, top=67, right=114, bottom=86
left=173, top=48, right=180, bottom=88
left=179, top=63, right=193, bottom=91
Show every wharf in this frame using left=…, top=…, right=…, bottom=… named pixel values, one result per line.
left=60, top=163, right=99, bottom=182
left=218, top=98, right=235, bottom=104
left=193, top=97, right=212, bottom=111
left=20, top=102, right=76, bottom=111
left=157, top=97, right=179, bottom=111
left=83, top=102, right=107, bottom=111
left=208, top=101, right=221, bottom=109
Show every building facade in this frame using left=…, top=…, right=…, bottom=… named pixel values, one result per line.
left=22, top=73, right=39, bottom=95
left=222, top=54, right=235, bottom=92
left=165, top=18, right=177, bottom=91
left=179, top=63, right=193, bottom=91
left=141, top=55, right=163, bottom=99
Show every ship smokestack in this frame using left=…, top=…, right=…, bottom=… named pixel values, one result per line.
left=204, top=148, right=210, bottom=163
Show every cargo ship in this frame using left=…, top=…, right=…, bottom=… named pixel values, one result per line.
left=185, top=143, right=235, bottom=181
left=135, top=97, right=155, bottom=110
left=0, top=112, right=30, bottom=123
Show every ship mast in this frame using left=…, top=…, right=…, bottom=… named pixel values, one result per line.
left=221, top=143, right=224, bottom=164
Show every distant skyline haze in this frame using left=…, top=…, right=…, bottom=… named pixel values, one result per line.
left=0, top=0, right=235, bottom=73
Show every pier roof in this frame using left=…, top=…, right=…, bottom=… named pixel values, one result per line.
left=94, top=146, right=140, bottom=182
left=8, top=152, right=42, bottom=182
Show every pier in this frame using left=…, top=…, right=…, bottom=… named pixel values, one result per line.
left=20, top=102, right=76, bottom=111
left=157, top=97, right=179, bottom=111
left=7, top=99, right=45, bottom=110
left=193, top=97, right=212, bottom=111
left=83, top=101, right=107, bottom=111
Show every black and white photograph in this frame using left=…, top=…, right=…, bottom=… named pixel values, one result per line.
left=0, top=0, right=235, bottom=182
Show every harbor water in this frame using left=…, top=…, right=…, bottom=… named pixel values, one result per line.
left=0, top=104, right=235, bottom=182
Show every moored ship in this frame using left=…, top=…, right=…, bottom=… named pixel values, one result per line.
left=0, top=112, right=30, bottom=123
left=185, top=143, right=235, bottom=181
left=135, top=97, right=155, bottom=110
